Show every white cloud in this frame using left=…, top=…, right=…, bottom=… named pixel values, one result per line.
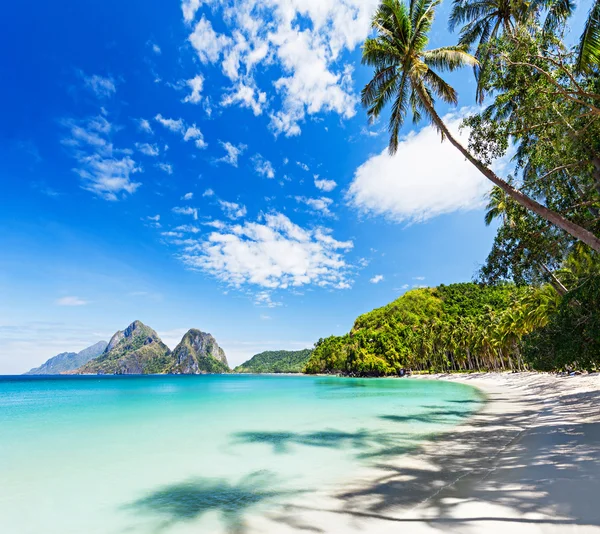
left=152, top=43, right=162, bottom=54
left=56, top=296, right=88, bottom=306
left=189, top=16, right=231, bottom=63
left=155, top=114, right=185, bottom=133
left=172, top=206, right=198, bottom=220
left=180, top=1, right=380, bottom=135
left=219, top=200, right=247, bottom=220
left=252, top=154, right=275, bottom=178
left=155, top=162, right=173, bottom=174
left=62, top=116, right=142, bottom=201
left=413, top=276, right=425, bottom=281
left=347, top=111, right=496, bottom=224
left=135, top=142, right=159, bottom=156
left=182, top=192, right=194, bottom=200
left=136, top=118, right=154, bottom=134
left=175, top=224, right=201, bottom=233
left=221, top=81, right=267, bottom=115
left=296, top=161, right=309, bottom=171
left=183, top=125, right=207, bottom=149
left=295, top=196, right=333, bottom=217
left=182, top=0, right=203, bottom=23
left=83, top=73, right=116, bottom=98
left=255, top=291, right=282, bottom=308
left=147, top=214, right=161, bottom=221
left=217, top=141, right=246, bottom=166
left=178, top=212, right=353, bottom=289
left=314, top=176, right=337, bottom=192
left=370, top=274, right=384, bottom=284
left=155, top=115, right=206, bottom=149
left=203, top=188, right=215, bottom=197
left=183, top=74, right=204, bottom=104
left=204, top=220, right=226, bottom=229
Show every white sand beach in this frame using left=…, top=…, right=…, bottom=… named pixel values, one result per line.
left=253, top=373, right=600, bottom=533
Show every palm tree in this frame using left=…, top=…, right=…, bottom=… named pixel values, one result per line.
left=448, top=0, right=525, bottom=101
left=449, top=0, right=574, bottom=100
left=484, top=185, right=510, bottom=225
left=361, top=0, right=600, bottom=252
left=578, top=0, right=600, bottom=72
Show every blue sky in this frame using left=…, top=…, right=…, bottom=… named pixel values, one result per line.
left=0, top=0, right=587, bottom=373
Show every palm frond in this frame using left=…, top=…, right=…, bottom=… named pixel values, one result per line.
left=388, top=79, right=411, bottom=153
left=422, top=45, right=478, bottom=71
left=577, top=0, right=600, bottom=73
left=424, top=68, right=459, bottom=104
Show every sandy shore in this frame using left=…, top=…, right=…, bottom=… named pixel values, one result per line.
left=251, top=372, right=600, bottom=533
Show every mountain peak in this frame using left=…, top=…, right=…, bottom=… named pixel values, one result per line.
left=124, top=320, right=149, bottom=337
left=172, top=329, right=229, bottom=374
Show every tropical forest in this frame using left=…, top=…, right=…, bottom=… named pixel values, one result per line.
left=305, top=0, right=600, bottom=375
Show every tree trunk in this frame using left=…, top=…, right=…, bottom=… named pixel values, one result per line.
left=540, top=263, right=568, bottom=296
left=416, top=88, right=600, bottom=252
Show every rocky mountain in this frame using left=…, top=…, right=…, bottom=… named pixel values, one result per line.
left=72, top=322, right=230, bottom=375
left=234, top=349, right=313, bottom=374
left=75, top=321, right=172, bottom=374
left=24, top=340, right=108, bottom=375
left=171, top=329, right=230, bottom=374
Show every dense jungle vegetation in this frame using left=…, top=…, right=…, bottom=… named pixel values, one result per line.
left=305, top=0, right=600, bottom=375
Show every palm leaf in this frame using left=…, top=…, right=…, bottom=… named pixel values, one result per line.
left=577, top=0, right=600, bottom=73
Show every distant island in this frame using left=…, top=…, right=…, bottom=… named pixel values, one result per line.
left=234, top=349, right=313, bottom=374
left=25, top=321, right=311, bottom=376
left=24, top=341, right=108, bottom=375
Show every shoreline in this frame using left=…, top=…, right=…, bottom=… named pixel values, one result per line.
left=249, top=372, right=600, bottom=533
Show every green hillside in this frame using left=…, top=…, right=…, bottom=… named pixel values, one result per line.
left=234, top=349, right=313, bottom=373
left=305, top=283, right=529, bottom=376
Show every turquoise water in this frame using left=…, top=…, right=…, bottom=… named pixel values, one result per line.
left=0, top=375, right=483, bottom=534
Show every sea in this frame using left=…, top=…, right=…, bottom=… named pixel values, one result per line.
left=0, top=374, right=483, bottom=533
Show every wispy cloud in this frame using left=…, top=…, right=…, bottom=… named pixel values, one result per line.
left=135, top=142, right=159, bottom=156
left=294, top=196, right=333, bottom=217
left=172, top=206, right=198, bottom=220
left=155, top=162, right=173, bottom=174
left=369, top=274, right=384, bottom=284
left=252, top=154, right=275, bottom=179
left=136, top=118, right=154, bottom=134
left=82, top=73, right=116, bottom=98
left=217, top=141, right=246, bottom=167
left=219, top=200, right=247, bottom=220
left=62, top=115, right=142, bottom=201
left=155, top=114, right=184, bottom=133
left=56, top=296, right=88, bottom=306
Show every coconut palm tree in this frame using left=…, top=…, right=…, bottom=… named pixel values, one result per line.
left=578, top=0, right=600, bottom=72
left=448, top=0, right=525, bottom=101
left=361, top=0, right=600, bottom=252
left=449, top=0, right=574, bottom=100
left=484, top=185, right=510, bottom=225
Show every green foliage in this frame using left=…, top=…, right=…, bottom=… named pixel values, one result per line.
left=235, top=349, right=313, bottom=374
left=361, top=0, right=476, bottom=153
left=305, top=284, right=532, bottom=376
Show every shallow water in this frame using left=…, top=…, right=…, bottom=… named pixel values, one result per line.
left=0, top=374, right=483, bottom=533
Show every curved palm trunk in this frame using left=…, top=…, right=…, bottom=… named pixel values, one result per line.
left=416, top=87, right=600, bottom=252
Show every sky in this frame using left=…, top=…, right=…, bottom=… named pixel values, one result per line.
left=0, top=0, right=587, bottom=373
